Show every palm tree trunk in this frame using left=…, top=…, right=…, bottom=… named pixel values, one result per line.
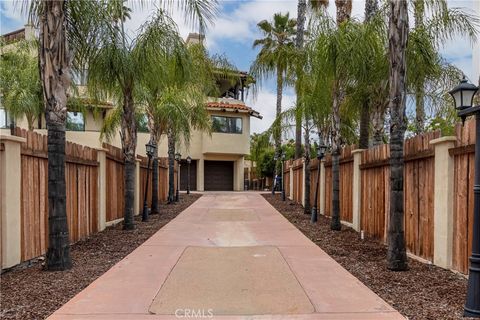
left=359, top=100, right=370, bottom=149
left=303, top=122, right=311, bottom=214
left=275, top=67, right=283, bottom=174
left=167, top=130, right=175, bottom=203
left=295, top=0, right=307, bottom=159
left=365, top=0, right=378, bottom=22
left=335, top=0, right=352, bottom=25
left=330, top=87, right=342, bottom=231
left=414, top=85, right=425, bottom=134
left=40, top=0, right=72, bottom=270
left=121, top=91, right=137, bottom=230
left=387, top=0, right=408, bottom=271
left=371, top=102, right=386, bottom=146
left=359, top=0, right=378, bottom=149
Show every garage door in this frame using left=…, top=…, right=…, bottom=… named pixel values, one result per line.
left=204, top=161, right=234, bottom=191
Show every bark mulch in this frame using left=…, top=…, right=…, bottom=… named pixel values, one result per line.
left=263, top=193, right=469, bottom=320
left=0, top=194, right=201, bottom=320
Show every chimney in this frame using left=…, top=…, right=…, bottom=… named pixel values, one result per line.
left=186, top=33, right=205, bottom=45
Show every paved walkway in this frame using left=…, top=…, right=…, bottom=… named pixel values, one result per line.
left=49, top=193, right=404, bottom=319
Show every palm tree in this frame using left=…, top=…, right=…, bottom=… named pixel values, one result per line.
left=251, top=13, right=297, bottom=178
left=25, top=0, right=105, bottom=271
left=330, top=0, right=352, bottom=230
left=0, top=40, right=43, bottom=130
left=410, top=0, right=478, bottom=133
left=295, top=0, right=329, bottom=214
left=88, top=7, right=190, bottom=228
left=294, top=0, right=329, bottom=159
left=386, top=0, right=408, bottom=271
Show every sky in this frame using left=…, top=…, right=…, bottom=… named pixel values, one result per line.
left=1, top=0, right=479, bottom=134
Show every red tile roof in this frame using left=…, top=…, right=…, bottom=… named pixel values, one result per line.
left=206, top=101, right=252, bottom=111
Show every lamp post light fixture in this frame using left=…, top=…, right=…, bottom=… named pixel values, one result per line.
left=281, top=152, right=286, bottom=201
left=311, top=141, right=327, bottom=223
left=142, top=141, right=156, bottom=222
left=449, top=77, right=480, bottom=317
left=272, top=153, right=278, bottom=195
left=186, top=156, right=192, bottom=195
left=175, top=152, right=181, bottom=202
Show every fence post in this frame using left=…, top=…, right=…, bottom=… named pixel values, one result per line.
left=135, top=158, right=141, bottom=216
left=289, top=163, right=293, bottom=200
left=96, top=148, right=107, bottom=232
left=430, top=136, right=457, bottom=269
left=351, top=149, right=364, bottom=232
left=0, top=135, right=25, bottom=269
left=302, top=160, right=306, bottom=207
left=319, top=159, right=326, bottom=215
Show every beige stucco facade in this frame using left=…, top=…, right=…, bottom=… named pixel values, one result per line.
left=9, top=104, right=254, bottom=191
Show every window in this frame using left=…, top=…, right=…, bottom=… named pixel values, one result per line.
left=138, top=114, right=149, bottom=133
left=0, top=107, right=11, bottom=128
left=211, top=116, right=242, bottom=134
left=66, top=111, right=85, bottom=131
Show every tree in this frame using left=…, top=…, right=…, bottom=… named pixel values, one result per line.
left=387, top=0, right=408, bottom=271
left=251, top=12, right=297, bottom=177
left=410, top=0, right=478, bottom=134
left=331, top=0, right=351, bottom=230
left=0, top=40, right=43, bottom=130
left=294, top=0, right=329, bottom=159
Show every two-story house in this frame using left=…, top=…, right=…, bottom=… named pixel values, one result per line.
left=1, top=28, right=262, bottom=192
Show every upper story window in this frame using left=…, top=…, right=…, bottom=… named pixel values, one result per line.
left=66, top=111, right=85, bottom=131
left=138, top=114, right=149, bottom=133
left=211, top=115, right=242, bottom=134
left=0, top=105, right=11, bottom=129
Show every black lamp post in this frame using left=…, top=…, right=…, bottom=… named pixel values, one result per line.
left=311, top=141, right=327, bottom=223
left=272, top=153, right=278, bottom=195
left=449, top=77, right=480, bottom=317
left=142, top=141, right=156, bottom=222
left=281, top=152, right=286, bottom=201
left=186, top=156, right=192, bottom=195
left=175, top=152, right=181, bottom=202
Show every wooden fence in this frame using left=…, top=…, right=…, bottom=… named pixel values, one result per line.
left=452, top=120, right=475, bottom=273
left=358, top=131, right=440, bottom=261
left=284, top=121, right=476, bottom=270
left=103, top=143, right=125, bottom=222
left=320, top=146, right=354, bottom=223
left=138, top=156, right=173, bottom=208
left=15, top=128, right=99, bottom=262
left=291, top=159, right=304, bottom=204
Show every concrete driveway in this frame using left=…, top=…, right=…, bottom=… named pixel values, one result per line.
left=48, top=193, right=404, bottom=319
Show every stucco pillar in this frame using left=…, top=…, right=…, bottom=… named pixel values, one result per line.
left=0, top=135, right=25, bottom=269
left=96, top=148, right=107, bottom=231
left=319, top=159, right=326, bottom=215
left=302, top=161, right=306, bottom=207
left=197, top=158, right=204, bottom=191
left=351, top=149, right=364, bottom=232
left=134, top=159, right=141, bottom=216
left=289, top=165, right=294, bottom=200
left=236, top=156, right=245, bottom=191
left=431, top=136, right=457, bottom=269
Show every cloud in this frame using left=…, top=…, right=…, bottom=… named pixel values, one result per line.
left=247, top=88, right=296, bottom=135
left=0, top=1, right=25, bottom=23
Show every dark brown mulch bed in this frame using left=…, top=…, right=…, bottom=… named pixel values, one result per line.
left=263, top=194, right=469, bottom=320
left=0, top=194, right=201, bottom=320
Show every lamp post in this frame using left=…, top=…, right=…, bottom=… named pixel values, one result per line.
left=186, top=156, right=192, bottom=195
left=311, top=141, right=327, bottom=223
left=142, top=141, right=156, bottom=222
left=272, top=153, right=278, bottom=195
left=281, top=152, right=286, bottom=201
left=175, top=152, right=181, bottom=202
left=449, top=77, right=480, bottom=317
